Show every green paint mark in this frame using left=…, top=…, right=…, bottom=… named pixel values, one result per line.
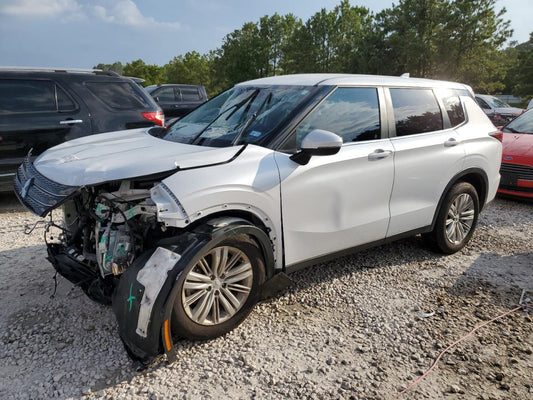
left=127, top=283, right=136, bottom=312
left=96, top=204, right=102, bottom=214
left=128, top=208, right=135, bottom=218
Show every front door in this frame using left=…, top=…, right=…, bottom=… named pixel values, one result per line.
left=274, top=86, right=395, bottom=267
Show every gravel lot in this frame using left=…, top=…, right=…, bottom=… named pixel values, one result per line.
left=0, top=193, right=531, bottom=399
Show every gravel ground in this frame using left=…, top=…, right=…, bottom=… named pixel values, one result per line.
left=0, top=194, right=531, bottom=399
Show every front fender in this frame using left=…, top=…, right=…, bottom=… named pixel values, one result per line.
left=112, top=218, right=274, bottom=363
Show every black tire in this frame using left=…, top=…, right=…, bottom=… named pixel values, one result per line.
left=171, top=236, right=265, bottom=340
left=423, top=182, right=479, bottom=254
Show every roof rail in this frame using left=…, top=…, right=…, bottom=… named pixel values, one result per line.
left=0, top=66, right=119, bottom=76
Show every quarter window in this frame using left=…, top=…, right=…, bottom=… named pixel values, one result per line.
left=390, top=88, right=443, bottom=136
left=293, top=87, right=380, bottom=148
left=442, top=95, right=465, bottom=127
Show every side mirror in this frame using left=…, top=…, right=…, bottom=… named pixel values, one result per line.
left=290, top=129, right=342, bottom=165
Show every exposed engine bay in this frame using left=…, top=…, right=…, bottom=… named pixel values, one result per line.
left=47, top=179, right=176, bottom=304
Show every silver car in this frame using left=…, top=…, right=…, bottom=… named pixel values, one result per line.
left=15, top=74, right=501, bottom=363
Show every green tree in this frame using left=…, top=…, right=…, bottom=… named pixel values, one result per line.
left=94, top=61, right=124, bottom=75
left=282, top=1, right=372, bottom=73
left=506, top=33, right=533, bottom=98
left=438, top=0, right=512, bottom=92
left=123, top=59, right=163, bottom=85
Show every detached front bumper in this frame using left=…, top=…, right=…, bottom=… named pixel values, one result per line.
left=14, top=157, right=78, bottom=216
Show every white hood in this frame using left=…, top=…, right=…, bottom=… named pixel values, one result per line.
left=34, top=128, right=244, bottom=186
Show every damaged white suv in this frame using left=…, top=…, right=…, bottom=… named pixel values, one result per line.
left=15, top=74, right=501, bottom=362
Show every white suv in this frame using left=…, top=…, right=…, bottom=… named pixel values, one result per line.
left=15, top=74, right=501, bottom=362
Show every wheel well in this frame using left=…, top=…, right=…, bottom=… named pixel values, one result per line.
left=187, top=210, right=275, bottom=278
left=187, top=209, right=269, bottom=234
left=431, top=169, right=488, bottom=230
left=456, top=172, right=487, bottom=210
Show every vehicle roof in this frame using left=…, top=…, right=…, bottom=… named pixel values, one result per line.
left=145, top=84, right=205, bottom=88
left=0, top=66, right=120, bottom=77
left=237, top=73, right=472, bottom=91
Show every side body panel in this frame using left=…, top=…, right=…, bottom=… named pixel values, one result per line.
left=158, top=145, right=284, bottom=269
left=457, top=97, right=502, bottom=204
left=275, top=140, right=395, bottom=267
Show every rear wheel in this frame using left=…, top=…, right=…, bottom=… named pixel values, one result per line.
left=171, top=237, right=264, bottom=340
left=423, top=182, right=479, bottom=254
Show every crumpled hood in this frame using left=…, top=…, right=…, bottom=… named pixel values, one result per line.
left=34, top=128, right=244, bottom=186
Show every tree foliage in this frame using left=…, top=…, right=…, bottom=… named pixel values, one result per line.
left=94, top=0, right=529, bottom=98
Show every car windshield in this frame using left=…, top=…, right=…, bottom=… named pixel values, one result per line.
left=503, top=110, right=533, bottom=134
left=484, top=96, right=511, bottom=108
left=144, top=85, right=157, bottom=94
left=163, top=85, right=315, bottom=147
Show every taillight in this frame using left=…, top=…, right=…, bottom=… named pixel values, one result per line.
left=490, top=131, right=503, bottom=142
left=142, top=111, right=165, bottom=127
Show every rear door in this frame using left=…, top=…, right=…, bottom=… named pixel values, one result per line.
left=386, top=87, right=466, bottom=237
left=0, top=78, right=91, bottom=179
left=151, top=86, right=179, bottom=117
left=275, top=86, right=394, bottom=267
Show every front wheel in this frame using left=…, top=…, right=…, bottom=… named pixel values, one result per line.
left=171, top=237, right=265, bottom=340
left=423, top=182, right=479, bottom=254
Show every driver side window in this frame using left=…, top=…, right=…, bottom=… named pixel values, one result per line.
left=282, top=87, right=381, bottom=152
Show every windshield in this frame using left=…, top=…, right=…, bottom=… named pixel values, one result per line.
left=503, top=109, right=533, bottom=134
left=485, top=96, right=511, bottom=108
left=163, top=85, right=315, bottom=147
left=144, top=85, right=157, bottom=94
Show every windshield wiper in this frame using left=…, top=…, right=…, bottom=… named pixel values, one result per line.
left=189, top=89, right=259, bottom=145
left=232, top=92, right=273, bottom=145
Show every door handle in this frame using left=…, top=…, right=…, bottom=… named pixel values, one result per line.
left=59, top=119, right=83, bottom=125
left=444, top=138, right=461, bottom=147
left=368, top=149, right=392, bottom=160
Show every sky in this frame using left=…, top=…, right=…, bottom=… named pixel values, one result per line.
left=0, top=0, right=531, bottom=69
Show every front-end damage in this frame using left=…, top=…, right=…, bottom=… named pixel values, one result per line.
left=14, top=157, right=285, bottom=363
left=44, top=178, right=178, bottom=304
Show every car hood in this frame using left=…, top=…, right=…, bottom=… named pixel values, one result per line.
left=502, top=132, right=533, bottom=165
left=494, top=107, right=523, bottom=116
left=34, top=128, right=244, bottom=186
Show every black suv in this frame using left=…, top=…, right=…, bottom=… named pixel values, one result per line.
left=145, top=84, right=207, bottom=118
left=0, top=67, right=164, bottom=191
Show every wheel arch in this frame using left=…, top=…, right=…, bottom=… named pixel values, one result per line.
left=112, top=216, right=275, bottom=364
left=431, top=168, right=488, bottom=230
left=186, top=211, right=276, bottom=277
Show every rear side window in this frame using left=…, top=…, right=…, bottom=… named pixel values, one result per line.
left=294, top=87, right=380, bottom=147
left=180, top=87, right=201, bottom=101
left=86, top=82, right=150, bottom=110
left=154, top=87, right=176, bottom=102
left=390, top=88, right=443, bottom=136
left=0, top=79, right=76, bottom=113
left=442, top=95, right=465, bottom=127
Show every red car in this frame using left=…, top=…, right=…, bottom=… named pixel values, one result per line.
left=498, top=109, right=533, bottom=198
